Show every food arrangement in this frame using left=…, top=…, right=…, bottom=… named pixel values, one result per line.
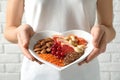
left=33, top=34, right=88, bottom=67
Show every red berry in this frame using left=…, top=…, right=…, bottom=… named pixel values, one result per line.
left=60, top=52, right=65, bottom=56
left=51, top=39, right=75, bottom=59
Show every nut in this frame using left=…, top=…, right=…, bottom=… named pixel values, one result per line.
left=46, top=48, right=51, bottom=52
left=33, top=37, right=54, bottom=54
left=64, top=36, right=70, bottom=41
left=77, top=45, right=86, bottom=49
left=68, top=40, right=73, bottom=45
left=40, top=40, right=46, bottom=46
left=41, top=45, right=47, bottom=50
left=74, top=47, right=84, bottom=53
left=33, top=48, right=42, bottom=52
left=46, top=42, right=53, bottom=47
left=34, top=43, right=42, bottom=48
left=45, top=38, right=53, bottom=42
left=41, top=49, right=46, bottom=53
left=70, top=36, right=76, bottom=41
left=35, top=51, right=41, bottom=54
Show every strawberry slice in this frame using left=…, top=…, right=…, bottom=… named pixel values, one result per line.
left=62, top=45, right=74, bottom=54
left=77, top=37, right=88, bottom=45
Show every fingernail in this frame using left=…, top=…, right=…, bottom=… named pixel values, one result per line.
left=29, top=57, right=35, bottom=61
left=85, top=61, right=89, bottom=63
left=78, top=61, right=86, bottom=65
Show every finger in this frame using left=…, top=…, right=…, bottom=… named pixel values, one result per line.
left=20, top=30, right=30, bottom=47
left=17, top=33, right=35, bottom=61
left=91, top=27, right=105, bottom=48
left=85, top=48, right=100, bottom=63
left=22, top=47, right=36, bottom=61
left=78, top=60, right=86, bottom=66
left=99, top=33, right=107, bottom=53
left=35, top=58, right=43, bottom=64
left=100, top=46, right=106, bottom=53
left=85, top=34, right=107, bottom=63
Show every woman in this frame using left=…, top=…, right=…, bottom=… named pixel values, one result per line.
left=4, top=0, right=115, bottom=80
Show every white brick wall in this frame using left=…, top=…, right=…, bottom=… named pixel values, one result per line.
left=0, top=0, right=120, bottom=80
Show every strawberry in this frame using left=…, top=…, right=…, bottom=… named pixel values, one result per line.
left=77, top=37, right=88, bottom=45
left=62, top=45, right=74, bottom=54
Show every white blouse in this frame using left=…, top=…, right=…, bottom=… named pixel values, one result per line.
left=21, top=0, right=100, bottom=80
left=24, top=0, right=97, bottom=32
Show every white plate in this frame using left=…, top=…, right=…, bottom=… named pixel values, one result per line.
left=29, top=30, right=94, bottom=71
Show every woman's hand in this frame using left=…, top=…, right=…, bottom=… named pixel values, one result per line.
left=17, top=24, right=42, bottom=64
left=78, top=25, right=107, bottom=65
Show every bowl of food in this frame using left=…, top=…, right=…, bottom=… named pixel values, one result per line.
left=29, top=30, right=94, bottom=70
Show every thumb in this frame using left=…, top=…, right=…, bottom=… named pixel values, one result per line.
left=17, top=31, right=35, bottom=61
left=91, top=27, right=105, bottom=48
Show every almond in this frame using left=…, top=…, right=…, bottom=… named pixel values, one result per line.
left=33, top=48, right=42, bottom=52
left=41, top=49, right=46, bottom=53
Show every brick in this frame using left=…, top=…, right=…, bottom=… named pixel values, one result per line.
left=111, top=54, right=120, bottom=62
left=100, top=72, right=110, bottom=80
left=113, top=0, right=120, bottom=11
left=0, top=1, right=7, bottom=12
left=0, top=24, right=13, bottom=44
left=113, top=13, right=120, bottom=23
left=0, top=73, right=5, bottom=80
left=113, top=23, right=120, bottom=33
left=98, top=54, right=111, bottom=62
left=0, top=34, right=9, bottom=44
left=5, top=73, right=20, bottom=80
left=105, top=43, right=120, bottom=53
left=0, top=12, right=5, bottom=23
left=100, top=63, right=120, bottom=71
left=4, top=44, right=21, bottom=53
left=0, top=44, right=3, bottom=53
left=20, top=54, right=24, bottom=62
left=0, top=3, right=1, bottom=12
left=0, top=64, right=4, bottom=72
left=0, top=73, right=20, bottom=80
left=0, top=24, right=2, bottom=33
left=111, top=72, right=120, bottom=80
left=2, top=23, right=5, bottom=32
left=5, top=64, right=21, bottom=73
left=0, top=34, right=3, bottom=44
left=1, top=23, right=5, bottom=33
left=112, top=33, right=120, bottom=43
left=0, top=54, right=20, bottom=63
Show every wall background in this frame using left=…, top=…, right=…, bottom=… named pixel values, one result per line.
left=0, top=0, right=120, bottom=80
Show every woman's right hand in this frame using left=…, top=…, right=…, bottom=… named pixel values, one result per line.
left=16, top=24, right=42, bottom=64
left=17, top=24, right=35, bottom=61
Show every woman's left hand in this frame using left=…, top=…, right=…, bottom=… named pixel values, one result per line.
left=78, top=25, right=107, bottom=65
